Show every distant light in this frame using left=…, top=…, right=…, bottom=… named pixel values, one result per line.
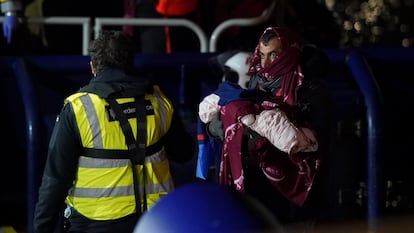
left=402, top=38, right=412, bottom=47
left=400, top=24, right=409, bottom=33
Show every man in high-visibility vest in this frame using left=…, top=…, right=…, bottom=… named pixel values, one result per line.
left=33, top=30, right=196, bottom=233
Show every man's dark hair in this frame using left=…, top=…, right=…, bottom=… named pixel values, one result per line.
left=88, top=30, right=136, bottom=74
left=260, top=29, right=278, bottom=46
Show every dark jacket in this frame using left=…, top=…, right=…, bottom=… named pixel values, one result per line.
left=33, top=69, right=196, bottom=233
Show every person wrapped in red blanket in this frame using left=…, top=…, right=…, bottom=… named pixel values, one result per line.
left=204, top=26, right=334, bottom=225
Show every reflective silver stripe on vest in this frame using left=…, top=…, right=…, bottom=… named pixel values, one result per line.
left=79, top=157, right=131, bottom=168
left=73, top=150, right=172, bottom=197
left=144, top=149, right=167, bottom=163
left=68, top=179, right=173, bottom=197
left=78, top=150, right=167, bottom=168
left=141, top=178, right=174, bottom=195
left=80, top=94, right=103, bottom=149
left=152, top=90, right=167, bottom=135
left=69, top=185, right=134, bottom=197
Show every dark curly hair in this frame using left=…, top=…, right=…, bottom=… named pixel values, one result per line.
left=88, top=30, right=136, bottom=74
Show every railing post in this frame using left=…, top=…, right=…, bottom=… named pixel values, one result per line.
left=346, top=51, right=384, bottom=233
left=208, top=1, right=276, bottom=52
left=94, top=17, right=208, bottom=53
left=13, top=58, right=40, bottom=233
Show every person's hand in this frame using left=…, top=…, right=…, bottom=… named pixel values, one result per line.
left=3, top=13, right=19, bottom=44
left=206, top=112, right=224, bottom=141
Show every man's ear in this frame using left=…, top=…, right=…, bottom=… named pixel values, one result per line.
left=90, top=61, right=96, bottom=76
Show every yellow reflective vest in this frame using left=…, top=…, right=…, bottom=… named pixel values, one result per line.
left=65, top=85, right=175, bottom=220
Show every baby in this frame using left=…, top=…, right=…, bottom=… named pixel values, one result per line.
left=199, top=81, right=318, bottom=155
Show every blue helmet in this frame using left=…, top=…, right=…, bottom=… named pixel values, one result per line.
left=133, top=183, right=284, bottom=233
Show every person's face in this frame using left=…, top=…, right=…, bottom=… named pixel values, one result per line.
left=259, top=37, right=282, bottom=68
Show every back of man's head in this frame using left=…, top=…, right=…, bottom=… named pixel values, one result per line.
left=88, top=30, right=136, bottom=74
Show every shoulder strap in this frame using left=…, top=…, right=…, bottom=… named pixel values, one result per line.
left=106, top=96, right=148, bottom=214
left=106, top=98, right=146, bottom=164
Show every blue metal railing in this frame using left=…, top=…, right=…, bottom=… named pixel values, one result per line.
left=13, top=58, right=40, bottom=233
left=346, top=51, right=384, bottom=232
